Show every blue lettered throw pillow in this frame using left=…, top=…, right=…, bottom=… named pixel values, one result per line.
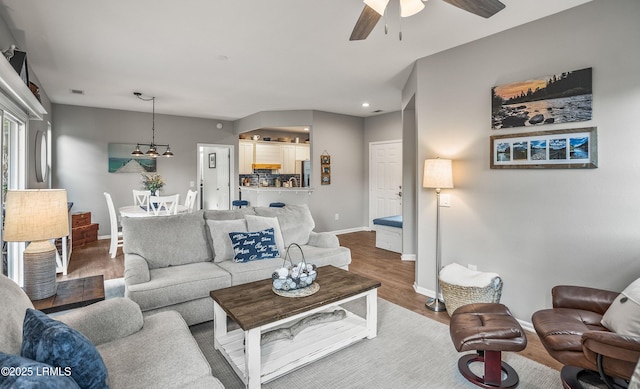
left=229, top=228, right=280, bottom=262
left=21, top=309, right=109, bottom=389
left=0, top=352, right=80, bottom=388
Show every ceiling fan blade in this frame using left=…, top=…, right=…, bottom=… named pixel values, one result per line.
left=350, top=5, right=382, bottom=41
left=441, top=0, right=506, bottom=18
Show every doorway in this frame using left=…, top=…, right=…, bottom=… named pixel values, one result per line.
left=369, top=140, right=403, bottom=229
left=197, top=144, right=233, bottom=210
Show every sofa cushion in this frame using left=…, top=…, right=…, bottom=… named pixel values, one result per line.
left=217, top=256, right=285, bottom=285
left=204, top=207, right=256, bottom=220
left=0, top=274, right=34, bottom=355
left=230, top=228, right=280, bottom=262
left=125, top=262, right=231, bottom=311
left=245, top=214, right=286, bottom=256
left=602, top=278, right=640, bottom=337
left=217, top=244, right=351, bottom=285
left=207, top=218, right=247, bottom=262
left=122, top=210, right=212, bottom=269
left=254, top=204, right=315, bottom=245
left=0, top=352, right=80, bottom=388
left=21, top=309, right=109, bottom=389
left=96, top=310, right=223, bottom=389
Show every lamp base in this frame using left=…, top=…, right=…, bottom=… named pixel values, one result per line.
left=425, top=297, right=446, bottom=312
left=23, top=241, right=57, bottom=300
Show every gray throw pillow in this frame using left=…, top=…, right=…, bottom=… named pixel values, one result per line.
left=245, top=215, right=286, bottom=257
left=207, top=219, right=248, bottom=262
left=254, top=204, right=315, bottom=245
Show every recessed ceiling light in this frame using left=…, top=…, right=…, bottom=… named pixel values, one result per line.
left=304, top=127, right=310, bottom=131
left=362, top=102, right=370, bottom=108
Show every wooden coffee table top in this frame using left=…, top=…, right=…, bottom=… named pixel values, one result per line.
left=210, top=265, right=380, bottom=330
left=32, top=275, right=105, bottom=314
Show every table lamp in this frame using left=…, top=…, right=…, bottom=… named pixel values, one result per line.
left=3, top=189, right=70, bottom=300
left=423, top=158, right=453, bottom=312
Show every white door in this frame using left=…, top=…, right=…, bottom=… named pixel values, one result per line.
left=198, top=144, right=233, bottom=210
left=369, top=140, right=402, bottom=228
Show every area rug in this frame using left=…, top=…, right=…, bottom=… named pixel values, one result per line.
left=189, top=298, right=565, bottom=389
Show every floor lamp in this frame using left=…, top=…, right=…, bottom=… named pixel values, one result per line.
left=423, top=158, right=453, bottom=312
left=3, top=189, right=70, bottom=300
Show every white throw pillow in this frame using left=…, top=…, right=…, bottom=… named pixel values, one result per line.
left=601, top=278, right=640, bottom=337
left=245, top=215, right=286, bottom=257
left=206, top=219, right=247, bottom=263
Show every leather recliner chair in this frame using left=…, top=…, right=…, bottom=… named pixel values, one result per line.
left=532, top=285, right=640, bottom=389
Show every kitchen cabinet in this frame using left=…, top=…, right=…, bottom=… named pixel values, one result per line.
left=239, top=141, right=310, bottom=174
left=281, top=144, right=310, bottom=174
left=295, top=144, right=310, bottom=160
left=239, top=140, right=254, bottom=174
left=254, top=143, right=281, bottom=164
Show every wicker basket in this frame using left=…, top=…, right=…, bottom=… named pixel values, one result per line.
left=439, top=276, right=503, bottom=317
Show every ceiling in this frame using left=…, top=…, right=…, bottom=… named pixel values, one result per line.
left=0, top=0, right=591, bottom=121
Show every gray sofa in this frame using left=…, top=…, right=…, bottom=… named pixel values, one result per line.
left=0, top=274, right=223, bottom=388
left=122, top=204, right=351, bottom=325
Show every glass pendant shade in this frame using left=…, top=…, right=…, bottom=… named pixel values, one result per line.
left=400, top=0, right=425, bottom=17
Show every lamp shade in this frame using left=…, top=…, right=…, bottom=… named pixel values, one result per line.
left=423, top=158, right=453, bottom=189
left=364, top=0, right=390, bottom=15
left=400, top=0, right=425, bottom=17
left=3, top=189, right=70, bottom=242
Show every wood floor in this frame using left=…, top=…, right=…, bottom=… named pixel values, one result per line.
left=59, top=231, right=562, bottom=371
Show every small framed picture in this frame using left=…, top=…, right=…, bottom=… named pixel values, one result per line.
left=321, top=174, right=331, bottom=185
left=209, top=153, right=216, bottom=168
left=322, top=166, right=330, bottom=174
left=321, top=155, right=330, bottom=164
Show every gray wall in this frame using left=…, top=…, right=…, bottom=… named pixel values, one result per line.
left=410, top=0, right=640, bottom=324
left=52, top=104, right=235, bottom=235
left=309, top=111, right=365, bottom=231
left=362, top=111, right=403, bottom=228
left=51, top=105, right=367, bottom=235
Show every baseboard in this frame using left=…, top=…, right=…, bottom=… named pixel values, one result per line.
left=413, top=283, right=433, bottom=298
left=401, top=254, right=416, bottom=261
left=333, top=226, right=368, bottom=235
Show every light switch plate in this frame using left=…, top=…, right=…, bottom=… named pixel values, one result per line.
left=440, top=194, right=451, bottom=207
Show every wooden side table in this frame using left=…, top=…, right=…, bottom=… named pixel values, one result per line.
left=32, top=275, right=105, bottom=313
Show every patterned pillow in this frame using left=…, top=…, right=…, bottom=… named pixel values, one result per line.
left=0, top=352, right=80, bottom=388
left=21, top=309, right=109, bottom=389
left=229, top=228, right=280, bottom=263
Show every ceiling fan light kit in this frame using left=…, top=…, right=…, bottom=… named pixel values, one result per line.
left=363, top=0, right=390, bottom=15
left=350, top=0, right=505, bottom=41
left=400, top=0, right=425, bottom=17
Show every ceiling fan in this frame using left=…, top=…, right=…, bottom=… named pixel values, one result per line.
left=350, top=0, right=506, bottom=41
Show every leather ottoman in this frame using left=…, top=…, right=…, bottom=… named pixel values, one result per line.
left=450, top=303, right=527, bottom=388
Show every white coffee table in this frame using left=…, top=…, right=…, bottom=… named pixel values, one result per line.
left=209, top=266, right=380, bottom=389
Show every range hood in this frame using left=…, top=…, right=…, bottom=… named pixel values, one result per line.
left=252, top=164, right=281, bottom=170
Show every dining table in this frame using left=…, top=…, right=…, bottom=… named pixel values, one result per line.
left=118, top=204, right=188, bottom=217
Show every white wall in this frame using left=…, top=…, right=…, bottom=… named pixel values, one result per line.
left=410, top=0, right=640, bottom=323
left=52, top=104, right=235, bottom=235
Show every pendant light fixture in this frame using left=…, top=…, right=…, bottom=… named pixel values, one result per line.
left=132, top=92, right=174, bottom=158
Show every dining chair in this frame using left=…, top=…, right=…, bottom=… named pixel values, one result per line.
left=184, top=190, right=198, bottom=212
left=150, top=194, right=180, bottom=216
left=133, top=189, right=151, bottom=212
left=103, top=192, right=124, bottom=258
